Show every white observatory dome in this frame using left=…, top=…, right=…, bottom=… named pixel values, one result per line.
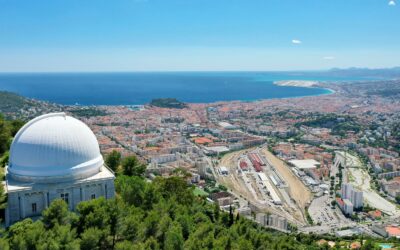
left=8, top=113, right=103, bottom=183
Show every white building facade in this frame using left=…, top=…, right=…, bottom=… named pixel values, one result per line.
left=343, top=199, right=354, bottom=215
left=341, top=183, right=363, bottom=209
left=4, top=113, right=115, bottom=226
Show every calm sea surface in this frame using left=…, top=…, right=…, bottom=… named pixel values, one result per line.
left=0, top=72, right=369, bottom=105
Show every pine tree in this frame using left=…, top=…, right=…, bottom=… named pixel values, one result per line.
left=229, top=205, right=234, bottom=227
left=105, top=150, right=121, bottom=172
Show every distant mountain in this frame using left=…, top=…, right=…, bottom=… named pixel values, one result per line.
left=327, top=67, right=400, bottom=79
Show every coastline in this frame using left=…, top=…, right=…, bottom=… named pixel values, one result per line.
left=0, top=74, right=342, bottom=106
left=273, top=80, right=336, bottom=95
left=274, top=80, right=318, bottom=88
left=0, top=83, right=336, bottom=107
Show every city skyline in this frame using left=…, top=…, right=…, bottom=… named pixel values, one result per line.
left=0, top=0, right=399, bottom=72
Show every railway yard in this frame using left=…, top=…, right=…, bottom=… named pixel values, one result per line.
left=216, top=146, right=312, bottom=226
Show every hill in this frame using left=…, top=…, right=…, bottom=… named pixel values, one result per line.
left=0, top=91, right=35, bottom=113
left=0, top=91, right=61, bottom=120
left=150, top=98, right=187, bottom=109
left=328, top=67, right=400, bottom=78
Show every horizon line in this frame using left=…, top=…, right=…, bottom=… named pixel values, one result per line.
left=0, top=66, right=399, bottom=74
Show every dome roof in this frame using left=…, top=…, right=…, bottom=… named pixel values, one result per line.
left=8, top=113, right=103, bottom=183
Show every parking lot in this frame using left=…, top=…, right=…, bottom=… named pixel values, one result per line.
left=308, top=195, right=340, bottom=225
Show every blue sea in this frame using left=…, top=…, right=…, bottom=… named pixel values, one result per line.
left=0, top=72, right=369, bottom=105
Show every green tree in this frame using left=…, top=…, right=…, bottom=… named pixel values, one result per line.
left=8, top=219, right=45, bottom=249
left=396, top=195, right=400, bottom=204
left=120, top=209, right=143, bottom=241
left=153, top=176, right=194, bottom=205
left=115, top=240, right=138, bottom=250
left=77, top=197, right=122, bottom=249
left=0, top=238, right=9, bottom=250
left=184, top=223, right=214, bottom=249
left=80, top=227, right=104, bottom=250
left=121, top=155, right=146, bottom=177
left=143, top=237, right=160, bottom=250
left=0, top=182, right=7, bottom=209
left=213, top=203, right=220, bottom=222
left=0, top=116, right=23, bottom=156
left=175, top=214, right=191, bottom=240
left=164, top=222, right=184, bottom=250
left=115, top=175, right=146, bottom=207
left=42, top=199, right=77, bottom=228
left=235, top=237, right=253, bottom=250
left=142, top=183, right=159, bottom=210
left=0, top=123, right=10, bottom=155
left=36, top=224, right=80, bottom=250
left=139, top=210, right=160, bottom=241
left=361, top=239, right=380, bottom=250
left=229, top=205, right=234, bottom=227
left=107, top=199, right=120, bottom=249
left=155, top=215, right=172, bottom=245
left=0, top=151, right=9, bottom=168
left=172, top=167, right=192, bottom=178
left=105, top=150, right=121, bottom=172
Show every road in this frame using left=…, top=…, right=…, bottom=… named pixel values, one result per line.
left=335, top=152, right=400, bottom=216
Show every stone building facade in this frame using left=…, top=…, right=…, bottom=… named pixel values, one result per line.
left=4, top=113, right=115, bottom=226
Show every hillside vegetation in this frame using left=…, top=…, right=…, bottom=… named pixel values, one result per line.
left=0, top=92, right=37, bottom=115
left=0, top=114, right=24, bottom=167
left=150, top=98, right=187, bottom=109
left=0, top=91, right=61, bottom=120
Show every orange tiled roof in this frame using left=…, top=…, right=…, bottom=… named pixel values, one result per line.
left=194, top=137, right=213, bottom=144
left=386, top=226, right=400, bottom=237
left=350, top=242, right=361, bottom=249
left=372, top=210, right=382, bottom=218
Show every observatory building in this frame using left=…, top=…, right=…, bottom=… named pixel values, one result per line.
left=4, top=113, right=115, bottom=226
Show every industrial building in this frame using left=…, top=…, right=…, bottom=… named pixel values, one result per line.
left=248, top=153, right=265, bottom=172
left=258, top=173, right=282, bottom=205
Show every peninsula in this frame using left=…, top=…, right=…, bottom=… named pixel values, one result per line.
left=274, top=80, right=318, bottom=88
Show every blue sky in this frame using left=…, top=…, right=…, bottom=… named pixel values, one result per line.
left=0, top=0, right=399, bottom=72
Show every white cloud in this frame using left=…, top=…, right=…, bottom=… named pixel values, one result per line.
left=292, top=39, right=302, bottom=44
left=323, top=56, right=335, bottom=60
left=389, top=0, right=396, bottom=6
